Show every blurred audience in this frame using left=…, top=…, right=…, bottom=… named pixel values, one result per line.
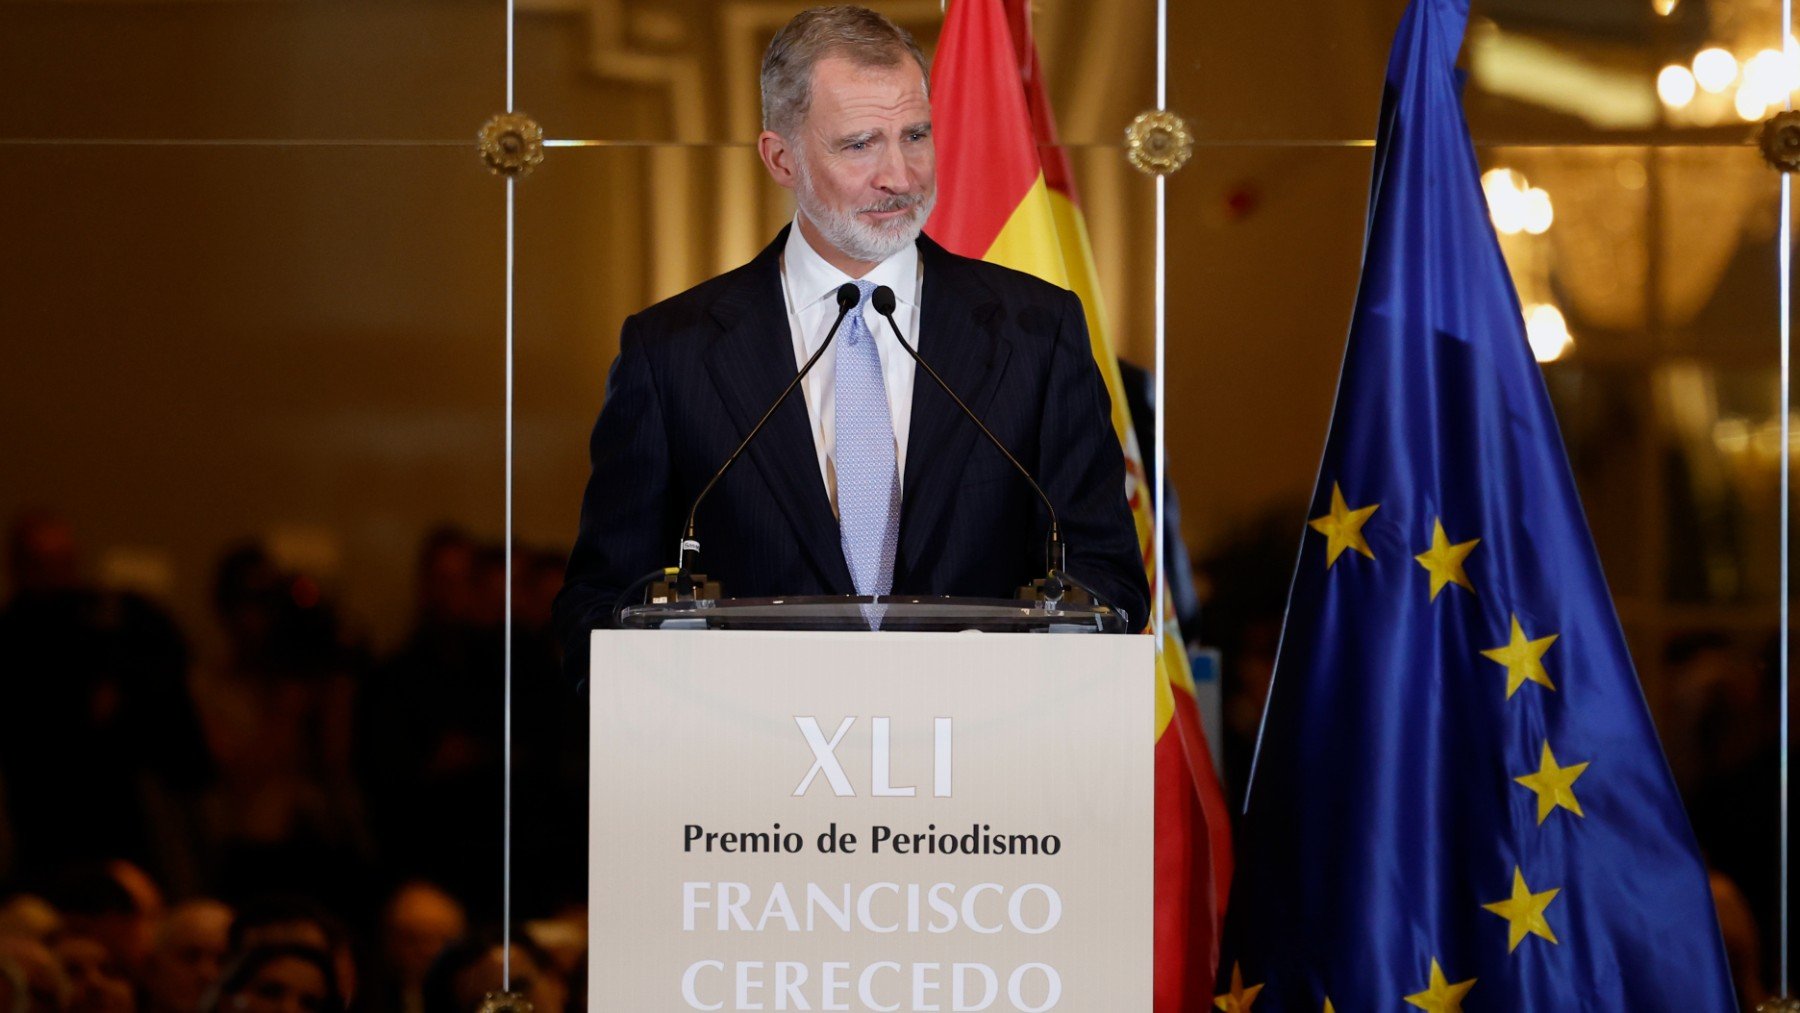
left=141, top=900, right=233, bottom=1013
left=508, top=549, right=587, bottom=923
left=1193, top=504, right=1302, bottom=811
left=226, top=897, right=357, bottom=1008
left=371, top=883, right=464, bottom=1013
left=203, top=945, right=342, bottom=1013
left=355, top=529, right=504, bottom=920
left=0, top=932, right=71, bottom=1011
left=0, top=515, right=596, bottom=1012
left=53, top=935, right=134, bottom=1013
left=194, top=544, right=369, bottom=913
left=42, top=862, right=161, bottom=982
left=0, top=894, right=62, bottom=943
left=419, top=933, right=565, bottom=1013
left=1, top=506, right=1790, bottom=1008
left=0, top=513, right=213, bottom=886
left=1682, top=631, right=1793, bottom=1001
left=1710, top=869, right=1769, bottom=1010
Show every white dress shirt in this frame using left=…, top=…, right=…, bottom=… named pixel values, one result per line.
left=779, top=217, right=922, bottom=515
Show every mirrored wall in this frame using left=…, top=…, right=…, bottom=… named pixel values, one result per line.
left=1, top=0, right=1791, bottom=1004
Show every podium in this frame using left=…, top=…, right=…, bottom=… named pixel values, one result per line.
left=587, top=598, right=1154, bottom=1011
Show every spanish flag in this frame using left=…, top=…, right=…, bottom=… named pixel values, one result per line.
left=925, top=0, right=1233, bottom=1007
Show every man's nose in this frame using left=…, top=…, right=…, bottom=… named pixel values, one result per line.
left=871, top=142, right=913, bottom=193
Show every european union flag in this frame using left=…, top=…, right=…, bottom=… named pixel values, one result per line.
left=1215, top=0, right=1739, bottom=1009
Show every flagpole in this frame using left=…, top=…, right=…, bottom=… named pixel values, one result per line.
left=1153, top=0, right=1169, bottom=648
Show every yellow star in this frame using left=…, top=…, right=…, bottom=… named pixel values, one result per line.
left=1403, top=959, right=1476, bottom=1012
left=1324, top=1001, right=1336, bottom=1013
left=1514, top=741, right=1590, bottom=824
left=1308, top=483, right=1380, bottom=568
left=1214, top=962, right=1263, bottom=1012
left=1413, top=519, right=1479, bottom=600
left=1480, top=615, right=1559, bottom=699
left=1481, top=866, right=1562, bottom=952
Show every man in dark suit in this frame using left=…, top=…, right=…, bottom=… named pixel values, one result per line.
left=553, top=6, right=1147, bottom=680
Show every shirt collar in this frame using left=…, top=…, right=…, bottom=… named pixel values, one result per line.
left=784, top=214, right=920, bottom=311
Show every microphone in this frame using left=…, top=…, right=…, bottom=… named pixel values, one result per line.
left=649, top=281, right=863, bottom=604
left=870, top=285, right=1091, bottom=609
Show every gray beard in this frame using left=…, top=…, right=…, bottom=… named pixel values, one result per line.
left=794, top=162, right=936, bottom=265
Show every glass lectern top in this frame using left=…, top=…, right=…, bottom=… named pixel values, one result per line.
left=618, top=595, right=1127, bottom=634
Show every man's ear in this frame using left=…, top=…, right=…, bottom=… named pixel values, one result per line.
left=758, top=130, right=799, bottom=191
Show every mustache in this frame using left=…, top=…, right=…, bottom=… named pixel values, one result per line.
left=859, top=193, right=926, bottom=215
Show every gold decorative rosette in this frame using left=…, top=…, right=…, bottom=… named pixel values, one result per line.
left=476, top=990, right=535, bottom=1013
left=1759, top=109, right=1800, bottom=173
left=1754, top=998, right=1800, bottom=1013
left=1125, top=109, right=1194, bottom=177
left=479, top=112, right=546, bottom=178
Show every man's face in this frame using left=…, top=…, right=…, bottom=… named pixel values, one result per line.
left=52, top=936, right=132, bottom=1013
left=0, top=935, right=70, bottom=1011
left=143, top=901, right=232, bottom=1013
left=382, top=886, right=464, bottom=986
left=452, top=946, right=565, bottom=1013
left=230, top=956, right=329, bottom=1013
left=771, top=54, right=935, bottom=269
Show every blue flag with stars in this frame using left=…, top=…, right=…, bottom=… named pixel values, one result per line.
left=1215, top=0, right=1738, bottom=1010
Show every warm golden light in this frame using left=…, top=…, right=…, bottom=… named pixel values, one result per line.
left=1736, top=85, right=1769, bottom=121
left=1713, top=417, right=1751, bottom=455
left=1739, top=49, right=1792, bottom=116
left=1482, top=168, right=1530, bottom=235
left=1652, top=0, right=1679, bottom=14
left=1524, top=304, right=1574, bottom=363
left=1692, top=47, right=1739, bottom=93
left=1521, top=188, right=1554, bottom=235
left=1615, top=158, right=1648, bottom=191
left=1657, top=64, right=1697, bottom=108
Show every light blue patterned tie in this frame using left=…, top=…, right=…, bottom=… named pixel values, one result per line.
left=834, top=279, right=899, bottom=614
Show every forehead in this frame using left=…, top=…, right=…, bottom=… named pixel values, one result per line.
left=257, top=957, right=326, bottom=992
left=805, top=54, right=929, bottom=125
left=54, top=938, right=107, bottom=965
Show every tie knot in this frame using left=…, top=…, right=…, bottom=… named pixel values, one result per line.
left=854, top=279, right=878, bottom=306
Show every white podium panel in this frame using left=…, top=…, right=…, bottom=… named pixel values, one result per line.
left=587, top=629, right=1154, bottom=1012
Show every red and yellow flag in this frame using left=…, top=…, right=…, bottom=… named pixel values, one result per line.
left=925, top=1, right=1233, bottom=1006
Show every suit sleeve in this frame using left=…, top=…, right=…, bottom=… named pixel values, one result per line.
left=552, top=316, right=676, bottom=689
left=1036, top=288, right=1152, bottom=630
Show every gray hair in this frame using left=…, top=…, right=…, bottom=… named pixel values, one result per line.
left=760, top=6, right=929, bottom=137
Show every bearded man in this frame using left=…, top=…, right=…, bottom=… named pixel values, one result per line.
left=553, top=5, right=1148, bottom=678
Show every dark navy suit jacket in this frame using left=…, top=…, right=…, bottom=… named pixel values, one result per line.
left=553, top=227, right=1149, bottom=681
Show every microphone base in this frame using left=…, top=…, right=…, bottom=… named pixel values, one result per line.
left=647, top=572, right=722, bottom=605
left=1015, top=577, right=1094, bottom=608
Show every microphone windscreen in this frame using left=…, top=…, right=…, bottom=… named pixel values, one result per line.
left=835, top=282, right=861, bottom=311
left=871, top=285, right=897, bottom=316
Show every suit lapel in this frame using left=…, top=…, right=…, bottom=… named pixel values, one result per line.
left=703, top=227, right=855, bottom=595
left=898, top=235, right=1012, bottom=579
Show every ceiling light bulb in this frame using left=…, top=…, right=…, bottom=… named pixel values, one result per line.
left=1521, top=188, right=1554, bottom=234
left=1693, top=47, right=1739, bottom=93
left=1525, top=304, right=1574, bottom=363
left=1743, top=49, right=1788, bottom=102
left=1736, top=85, right=1769, bottom=121
left=1481, top=168, right=1528, bottom=235
left=1480, top=168, right=1526, bottom=193
left=1658, top=64, right=1698, bottom=108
